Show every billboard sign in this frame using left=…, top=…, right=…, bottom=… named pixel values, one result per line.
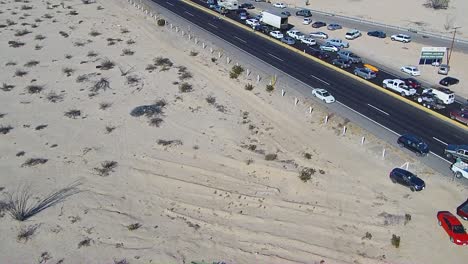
left=419, top=47, right=446, bottom=65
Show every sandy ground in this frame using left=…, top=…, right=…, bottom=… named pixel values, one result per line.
left=0, top=0, right=467, bottom=264
left=260, top=0, right=468, bottom=98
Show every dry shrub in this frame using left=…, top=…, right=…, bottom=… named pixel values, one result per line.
left=15, top=69, right=28, bottom=77
left=154, top=57, right=173, bottom=68
left=87, top=50, right=98, bottom=57
left=148, top=117, right=163, bottom=127
left=145, top=64, right=157, bottom=72
left=391, top=234, right=400, bottom=248
left=1, top=83, right=15, bottom=91
left=64, top=109, right=81, bottom=119
left=157, top=18, right=166, bottom=26
left=8, top=40, right=25, bottom=48
left=17, top=224, right=39, bottom=242
left=266, top=84, right=274, bottom=92
left=424, top=0, right=449, bottom=9
left=46, top=92, right=64, bottom=103
left=99, top=59, right=115, bottom=70
left=22, top=158, right=48, bottom=167
left=0, top=125, right=13, bottom=134
left=99, top=102, right=112, bottom=110
left=157, top=139, right=182, bottom=146
left=299, top=167, right=316, bottom=182
left=120, top=28, right=130, bottom=34
left=26, top=85, right=44, bottom=94
left=127, top=223, right=141, bottom=230
left=179, top=82, right=192, bottom=93
left=94, top=161, right=118, bottom=176
left=126, top=39, right=136, bottom=45
left=35, top=125, right=47, bottom=130
left=89, top=30, right=101, bottom=37
left=126, top=75, right=140, bottom=86
left=15, top=29, right=32, bottom=36
left=78, top=238, right=92, bottom=248
left=62, top=67, right=75, bottom=77
left=362, top=232, right=372, bottom=240
left=91, top=78, right=110, bottom=92
left=121, top=48, right=134, bottom=56
left=114, top=259, right=129, bottom=264
left=244, top=83, right=254, bottom=91
left=24, top=60, right=39, bottom=67
left=206, top=95, right=216, bottom=105
left=303, top=152, right=312, bottom=159
left=105, top=126, right=116, bottom=134
left=189, top=51, right=198, bottom=56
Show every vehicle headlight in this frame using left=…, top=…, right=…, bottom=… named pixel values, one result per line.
left=456, top=239, right=461, bottom=243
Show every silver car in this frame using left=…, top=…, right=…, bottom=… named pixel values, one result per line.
left=354, top=68, right=376, bottom=80
left=281, top=36, right=296, bottom=45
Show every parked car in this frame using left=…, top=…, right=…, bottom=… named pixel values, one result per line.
left=281, top=11, right=291, bottom=17
left=296, top=9, right=312, bottom=17
left=389, top=168, right=425, bottom=192
left=320, top=44, right=339, bottom=52
left=326, top=38, right=349, bottom=48
left=238, top=12, right=248, bottom=20
left=438, top=64, right=450, bottom=75
left=391, top=34, right=411, bottom=43
left=269, top=31, right=284, bottom=39
left=273, top=2, right=286, bottom=8
left=403, top=78, right=422, bottom=89
left=450, top=110, right=468, bottom=125
left=311, top=21, right=326, bottom=28
left=397, top=134, right=429, bottom=156
left=309, top=31, right=328, bottom=39
left=382, top=79, right=416, bottom=97
left=437, top=211, right=468, bottom=245
left=213, top=5, right=228, bottom=14
left=300, top=37, right=316, bottom=46
left=337, top=50, right=361, bottom=63
left=354, top=67, right=376, bottom=80
left=280, top=36, right=295, bottom=45
left=332, top=58, right=351, bottom=69
left=400, top=66, right=421, bottom=76
left=239, top=3, right=254, bottom=9
left=303, top=18, right=312, bottom=25
left=245, top=18, right=259, bottom=27
left=309, top=49, right=330, bottom=59
left=327, top=23, right=342, bottom=30
left=457, top=199, right=468, bottom=221
left=256, top=24, right=275, bottom=34
left=312, top=88, right=335, bottom=103
left=345, top=29, right=361, bottom=40
left=367, top=30, right=386, bottom=38
left=439, top=76, right=459, bottom=86
left=286, top=29, right=305, bottom=40
left=445, top=144, right=468, bottom=161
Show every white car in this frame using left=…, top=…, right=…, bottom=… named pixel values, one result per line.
left=273, top=2, right=286, bottom=8
left=391, top=34, right=411, bottom=43
left=319, top=44, right=339, bottom=52
left=400, top=66, right=421, bottom=76
left=326, top=38, right=349, bottom=48
left=309, top=32, right=328, bottom=39
left=269, top=31, right=284, bottom=39
left=303, top=18, right=312, bottom=25
left=345, top=29, right=361, bottom=40
left=312, top=88, right=335, bottom=103
left=382, top=79, right=416, bottom=97
left=286, top=29, right=305, bottom=40
left=301, top=37, right=316, bottom=46
left=245, top=19, right=259, bottom=27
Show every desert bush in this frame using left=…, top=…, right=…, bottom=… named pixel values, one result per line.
left=206, top=95, right=216, bottom=105
left=43, top=13, right=53, bottom=19
left=5, top=61, right=17, bottom=66
left=64, top=109, right=81, bottom=119
left=0, top=113, right=5, bottom=118
left=179, top=82, right=192, bottom=93
left=362, top=232, right=372, bottom=240
left=76, top=74, right=89, bottom=83
left=130, top=104, right=165, bottom=118
left=65, top=54, right=73, bottom=59
left=303, top=152, right=312, bottom=159
left=34, top=34, right=46, bottom=40
left=114, top=259, right=129, bottom=264
left=34, top=18, right=43, bottom=23
left=15, top=69, right=28, bottom=77
left=148, top=117, right=163, bottom=127
left=87, top=50, right=98, bottom=57
left=145, top=64, right=157, bottom=72
left=46, top=92, right=64, bottom=103
left=0, top=125, right=13, bottom=134
left=35, top=125, right=47, bottom=130
left=1, top=83, right=15, bottom=91
left=6, top=19, right=16, bottom=26
left=266, top=84, right=274, bottom=92
left=126, top=75, right=140, bottom=86
left=126, top=39, right=136, bottom=45
left=105, top=126, right=116, bottom=134
left=121, top=48, right=134, bottom=56
left=17, top=224, right=39, bottom=242
left=127, top=223, right=141, bottom=231
left=404, top=213, right=412, bottom=225
left=26, top=85, right=43, bottom=94
left=22, top=158, right=48, bottom=167
left=8, top=40, right=25, bottom=48
left=154, top=57, right=173, bottom=67
left=299, top=167, right=316, bottom=182
left=391, top=234, right=401, bottom=248
left=4, top=183, right=80, bottom=221
left=34, top=44, right=42, bottom=50
left=73, top=41, right=86, bottom=47
left=21, top=5, right=32, bottom=10
left=179, top=71, right=192, bottom=80
left=94, top=161, right=118, bottom=176
left=62, top=67, right=75, bottom=77
left=120, top=28, right=130, bottom=34
left=157, top=18, right=166, bottom=26
left=244, top=83, right=254, bottom=91
left=68, top=10, right=79, bottom=16
left=189, top=51, right=198, bottom=56
left=15, top=29, right=32, bottom=36
left=89, top=30, right=101, bottom=37
left=99, top=102, right=112, bottom=110
left=265, top=153, right=277, bottom=161
left=211, top=57, right=217, bottom=63
left=424, top=0, right=449, bottom=9
left=99, top=59, right=115, bottom=70
left=230, top=65, right=244, bottom=79
left=157, top=139, right=182, bottom=146
left=78, top=238, right=91, bottom=248
left=59, top=31, right=69, bottom=38
left=24, top=60, right=39, bottom=67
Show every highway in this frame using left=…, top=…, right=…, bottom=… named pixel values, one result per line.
left=150, top=0, right=467, bottom=162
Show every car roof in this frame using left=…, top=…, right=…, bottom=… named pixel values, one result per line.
left=315, top=88, right=327, bottom=92
left=401, top=134, right=424, bottom=142
left=392, top=168, right=414, bottom=176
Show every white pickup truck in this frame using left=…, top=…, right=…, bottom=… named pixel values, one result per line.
left=451, top=160, right=468, bottom=179
left=382, top=79, right=417, bottom=97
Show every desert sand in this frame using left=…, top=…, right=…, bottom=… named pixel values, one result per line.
left=0, top=0, right=467, bottom=264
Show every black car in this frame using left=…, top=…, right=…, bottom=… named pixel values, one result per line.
left=255, top=24, right=275, bottom=34
left=397, top=134, right=429, bottom=156
left=389, top=168, right=425, bottom=192
left=310, top=49, right=330, bottom=59
left=367, top=30, right=386, bottom=38
left=296, top=9, right=312, bottom=17
left=281, top=11, right=291, bottom=17
left=439, top=76, right=459, bottom=86
left=239, top=3, right=254, bottom=9
left=312, top=21, right=326, bottom=28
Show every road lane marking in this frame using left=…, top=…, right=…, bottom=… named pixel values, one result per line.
left=166, top=1, right=174, bottom=6
left=367, top=104, right=389, bottom=116
left=430, top=151, right=451, bottom=163
left=310, top=74, right=330, bottom=85
left=432, top=137, right=448, bottom=146
left=267, top=53, right=284, bottom=61
left=207, top=23, right=218, bottom=28
left=234, top=36, right=247, bottom=43
left=184, top=11, right=194, bottom=16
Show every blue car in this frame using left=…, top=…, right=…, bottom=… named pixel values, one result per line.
left=397, top=134, right=429, bottom=156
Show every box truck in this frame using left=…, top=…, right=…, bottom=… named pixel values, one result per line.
left=260, top=10, right=288, bottom=30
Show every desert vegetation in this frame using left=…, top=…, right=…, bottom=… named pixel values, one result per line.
left=230, top=65, right=244, bottom=79
left=424, top=0, right=449, bottom=9
left=94, top=161, right=118, bottom=176
left=24, top=60, right=40, bottom=67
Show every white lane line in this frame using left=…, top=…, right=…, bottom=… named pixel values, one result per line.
left=337, top=101, right=400, bottom=136
left=267, top=53, right=284, bottom=62
left=367, top=104, right=390, bottom=116
left=207, top=23, right=218, bottom=28
left=184, top=11, right=194, bottom=16
left=430, top=151, right=451, bottom=164
left=166, top=1, right=174, bottom=6
left=310, top=74, right=330, bottom=85
left=234, top=36, right=247, bottom=43
left=432, top=137, right=448, bottom=146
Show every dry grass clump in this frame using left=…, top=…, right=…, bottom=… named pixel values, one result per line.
left=0, top=125, right=14, bottom=134
left=24, top=60, right=39, bottom=67
left=145, top=64, right=157, bottom=72
left=126, top=39, right=135, bottom=45
left=34, top=44, right=42, bottom=50
left=114, top=259, right=129, bottom=264
left=20, top=5, right=33, bottom=10
left=26, top=85, right=44, bottom=94
left=46, top=92, right=64, bottom=103
left=6, top=19, right=17, bottom=26
left=15, top=69, right=28, bottom=77
left=127, top=223, right=141, bottom=231
left=8, top=40, right=25, bottom=48
left=265, top=153, right=277, bottom=161
left=362, top=232, right=372, bottom=240
left=1, top=83, right=15, bottom=91
left=73, top=41, right=86, bottom=47
left=299, top=167, right=316, bottom=182
left=121, top=48, right=134, bottom=56
left=94, top=161, right=118, bottom=176
left=89, top=30, right=101, bottom=37
left=99, top=59, right=115, bottom=70
left=266, top=84, right=274, bottom=92
left=149, top=117, right=163, bottom=127
left=178, top=82, right=193, bottom=93
left=64, top=109, right=81, bottom=119
left=59, top=31, right=69, bottom=38
left=120, top=28, right=130, bottom=34
left=189, top=51, right=198, bottom=56
left=126, top=75, right=140, bottom=86
left=22, top=158, right=48, bottom=167
left=177, top=66, right=192, bottom=80
left=230, top=65, right=244, bottom=79
left=78, top=238, right=92, bottom=248
left=65, top=54, right=73, bottom=59
left=303, top=152, right=312, bottom=159
left=35, top=125, right=47, bottom=130
left=14, top=29, right=32, bottom=36
left=87, top=50, right=98, bottom=57
left=99, top=102, right=112, bottom=110
left=105, top=126, right=116, bottom=134
left=5, top=61, right=17, bottom=66
left=34, top=34, right=46, bottom=40
left=391, top=234, right=401, bottom=248
left=76, top=74, right=89, bottom=83
left=154, top=56, right=173, bottom=68
left=91, top=78, right=110, bottom=93
left=244, top=83, right=254, bottom=91
left=157, top=139, right=182, bottom=147
left=62, top=67, right=75, bottom=77
left=17, top=224, right=39, bottom=242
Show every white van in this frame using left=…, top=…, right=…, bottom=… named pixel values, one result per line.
left=345, top=29, right=361, bottom=40
left=429, top=87, right=455, bottom=104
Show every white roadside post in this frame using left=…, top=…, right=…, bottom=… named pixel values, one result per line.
left=257, top=75, right=260, bottom=83
left=342, top=126, right=347, bottom=136
left=324, top=115, right=329, bottom=124
left=281, top=89, right=285, bottom=96
left=294, top=98, right=298, bottom=106
left=309, top=106, right=313, bottom=113
left=382, top=148, right=386, bottom=159
left=361, top=136, right=365, bottom=145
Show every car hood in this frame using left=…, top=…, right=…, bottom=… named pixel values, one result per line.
left=410, top=177, right=425, bottom=186
left=452, top=231, right=468, bottom=242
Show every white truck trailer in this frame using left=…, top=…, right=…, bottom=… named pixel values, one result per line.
left=260, top=10, right=289, bottom=30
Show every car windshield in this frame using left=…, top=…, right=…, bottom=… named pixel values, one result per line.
left=453, top=225, right=466, bottom=234
left=322, top=92, right=330, bottom=97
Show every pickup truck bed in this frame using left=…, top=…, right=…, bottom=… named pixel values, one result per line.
left=457, top=199, right=468, bottom=220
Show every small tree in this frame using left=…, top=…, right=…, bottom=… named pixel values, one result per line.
left=391, top=234, right=401, bottom=248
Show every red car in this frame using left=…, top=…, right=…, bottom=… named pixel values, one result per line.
left=437, top=211, right=468, bottom=245
left=403, top=78, right=422, bottom=89
left=457, top=199, right=468, bottom=221
left=450, top=110, right=468, bottom=125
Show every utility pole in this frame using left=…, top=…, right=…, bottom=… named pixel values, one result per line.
left=447, top=26, right=461, bottom=67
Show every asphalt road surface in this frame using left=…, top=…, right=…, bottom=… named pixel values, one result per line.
left=151, top=0, right=467, bottom=165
